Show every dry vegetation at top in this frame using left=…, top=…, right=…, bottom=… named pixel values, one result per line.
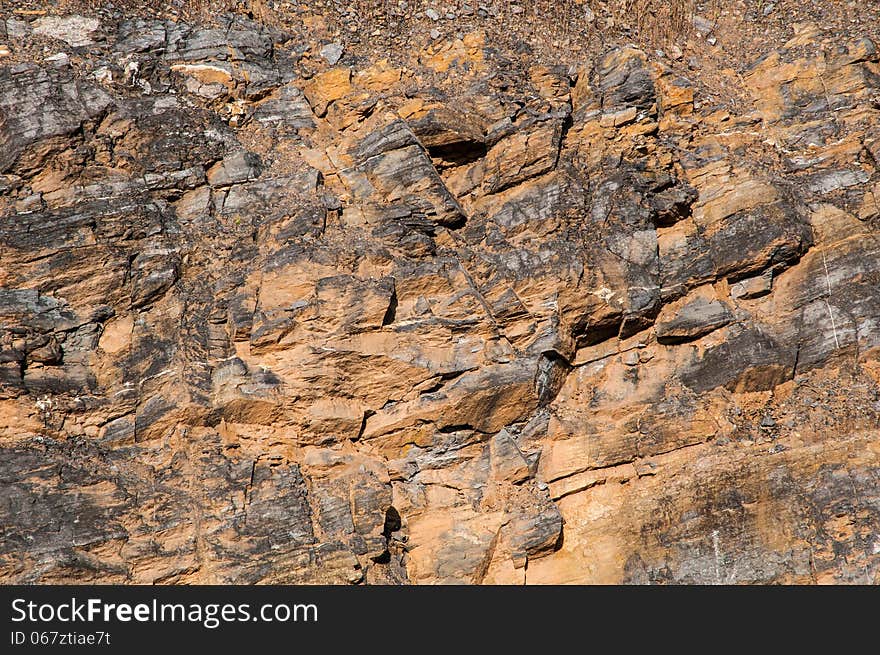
left=6, top=0, right=710, bottom=51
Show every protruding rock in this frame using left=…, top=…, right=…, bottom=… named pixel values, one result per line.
left=320, top=42, right=344, bottom=65
left=33, top=15, right=100, bottom=47
left=656, top=294, right=734, bottom=344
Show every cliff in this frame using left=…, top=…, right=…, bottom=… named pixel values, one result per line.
left=1, top=1, right=879, bottom=584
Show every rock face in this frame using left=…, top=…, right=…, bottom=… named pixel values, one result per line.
left=1, top=10, right=880, bottom=585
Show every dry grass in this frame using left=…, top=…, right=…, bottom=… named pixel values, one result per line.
left=3, top=0, right=733, bottom=66
left=48, top=0, right=244, bottom=19
left=607, top=0, right=696, bottom=43
left=18, top=0, right=705, bottom=45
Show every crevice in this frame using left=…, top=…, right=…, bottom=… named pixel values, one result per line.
left=370, top=550, right=391, bottom=564
left=242, top=458, right=258, bottom=523
left=417, top=369, right=470, bottom=396
left=371, top=505, right=403, bottom=565
left=547, top=460, right=634, bottom=487
left=546, top=435, right=714, bottom=489
left=427, top=141, right=488, bottom=168
left=381, top=506, right=402, bottom=540
left=437, top=423, right=479, bottom=434
left=644, top=436, right=714, bottom=460
left=448, top=251, right=501, bottom=330
left=552, top=477, right=609, bottom=502
left=473, top=525, right=502, bottom=585
left=353, top=409, right=373, bottom=441
left=381, top=285, right=398, bottom=326
left=655, top=320, right=732, bottom=345
left=575, top=320, right=621, bottom=348
left=556, top=110, right=574, bottom=164
left=535, top=350, right=571, bottom=406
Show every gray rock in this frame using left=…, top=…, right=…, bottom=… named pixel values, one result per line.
left=5, top=19, right=32, bottom=39
left=692, top=15, right=715, bottom=36
left=595, top=48, right=656, bottom=112
left=490, top=430, right=531, bottom=483
left=730, top=270, right=774, bottom=300
left=348, top=118, right=466, bottom=227
left=0, top=63, right=112, bottom=173
left=32, top=15, right=101, bottom=48
left=681, top=328, right=796, bottom=393
left=252, top=82, right=316, bottom=133
left=320, top=42, right=344, bottom=65
left=507, top=503, right=563, bottom=559
left=807, top=169, right=871, bottom=195
left=656, top=297, right=734, bottom=344
left=207, top=151, right=264, bottom=187
left=708, top=204, right=812, bottom=282
left=170, top=18, right=280, bottom=99
left=116, top=19, right=167, bottom=54
left=406, top=102, right=485, bottom=154
left=660, top=223, right=716, bottom=301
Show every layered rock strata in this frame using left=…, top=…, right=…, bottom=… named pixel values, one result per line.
left=1, top=13, right=879, bottom=584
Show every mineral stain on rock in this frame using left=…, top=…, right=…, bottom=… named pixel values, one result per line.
left=1, top=5, right=880, bottom=585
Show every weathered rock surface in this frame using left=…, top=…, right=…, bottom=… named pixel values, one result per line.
left=1, top=11, right=880, bottom=584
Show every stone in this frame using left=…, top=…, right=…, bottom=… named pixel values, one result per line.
left=593, top=47, right=655, bottom=112
left=170, top=17, right=280, bottom=101
left=693, top=15, right=715, bottom=36
left=32, top=15, right=100, bottom=47
left=343, top=114, right=466, bottom=226
left=681, top=328, right=797, bottom=393
left=655, top=295, right=734, bottom=344
left=252, top=82, right=315, bottom=133
left=207, top=151, right=263, bottom=187
left=0, top=63, right=112, bottom=173
left=320, top=42, right=344, bottom=65
left=808, top=169, right=870, bottom=195
left=481, top=119, right=563, bottom=194
left=489, top=430, right=531, bottom=484
left=303, top=67, right=353, bottom=117
left=44, top=52, right=69, bottom=67
left=730, top=271, right=774, bottom=300
left=5, top=19, right=31, bottom=39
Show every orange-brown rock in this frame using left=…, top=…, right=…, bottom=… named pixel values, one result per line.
left=1, top=9, right=879, bottom=585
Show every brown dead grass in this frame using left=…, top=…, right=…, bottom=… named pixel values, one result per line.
left=15, top=0, right=707, bottom=48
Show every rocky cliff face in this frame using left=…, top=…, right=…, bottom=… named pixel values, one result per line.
left=1, top=6, right=880, bottom=584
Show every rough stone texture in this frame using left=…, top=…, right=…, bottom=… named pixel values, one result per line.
left=2, top=9, right=880, bottom=585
